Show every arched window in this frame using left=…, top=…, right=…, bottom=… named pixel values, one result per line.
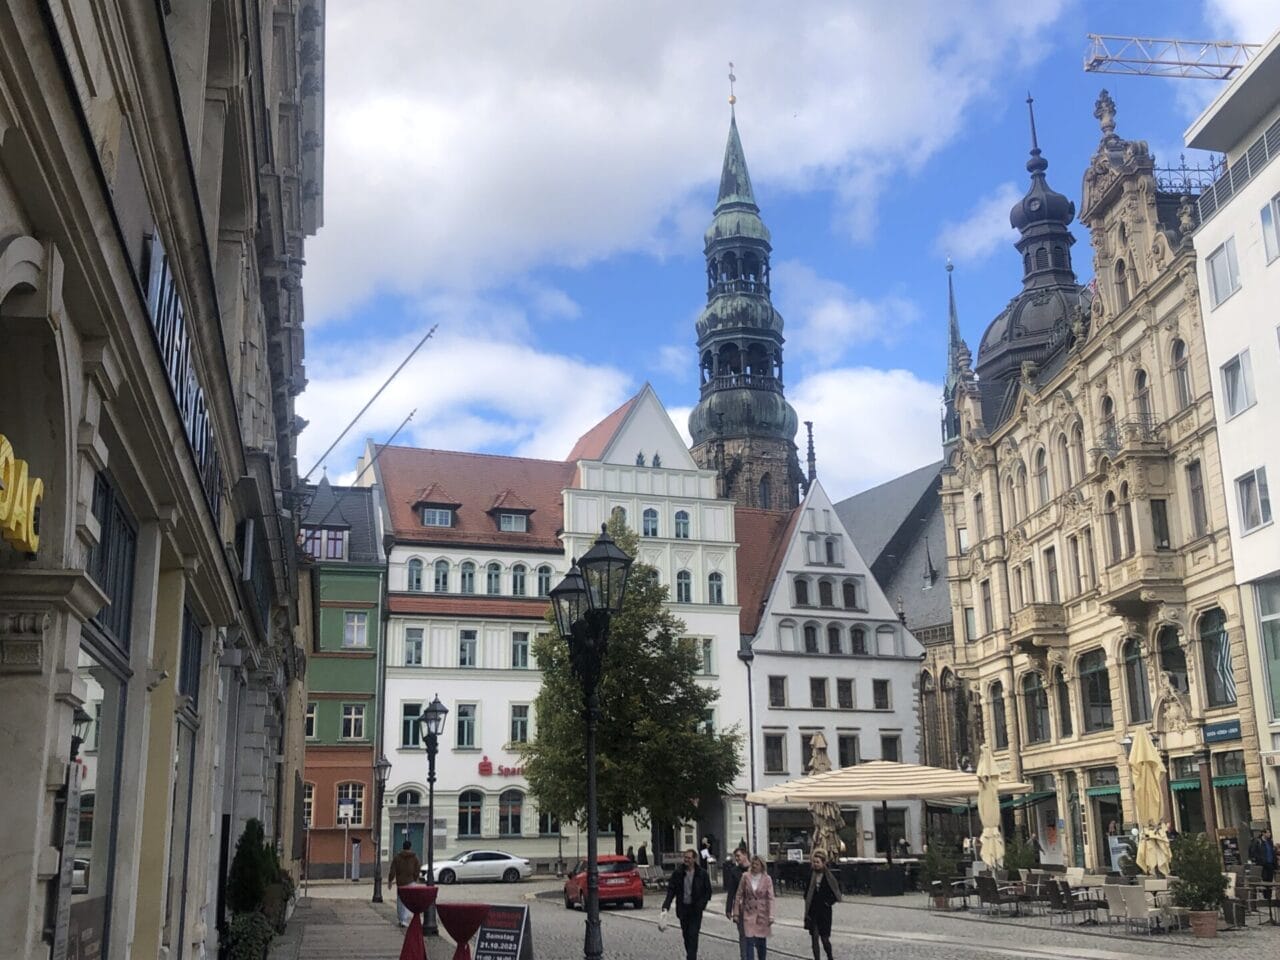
left=1054, top=666, right=1073, bottom=737
left=1022, top=673, right=1050, bottom=744
left=1120, top=482, right=1136, bottom=558
left=1035, top=246, right=1049, bottom=270
left=1057, top=434, right=1073, bottom=488
left=990, top=681, right=1009, bottom=749
left=707, top=572, right=724, bottom=605
left=759, top=474, right=772, bottom=510
left=486, top=562, right=502, bottom=595
left=824, top=538, right=837, bottom=564
left=511, top=564, right=527, bottom=596
left=842, top=581, right=858, bottom=609
left=1172, top=339, right=1192, bottom=410
left=1017, top=466, right=1029, bottom=520
left=396, top=789, right=421, bottom=806
left=972, top=493, right=985, bottom=538
left=1105, top=492, right=1123, bottom=564
left=850, top=626, right=867, bottom=655
left=818, top=580, right=834, bottom=607
left=536, top=565, right=553, bottom=597
left=675, top=570, right=692, bottom=603
left=458, top=790, right=483, bottom=837
left=498, top=789, right=523, bottom=836
left=1071, top=423, right=1086, bottom=481
left=610, top=506, right=627, bottom=527
left=1005, top=476, right=1020, bottom=524
left=1114, top=259, right=1130, bottom=309
left=642, top=508, right=658, bottom=537
left=1123, top=638, right=1152, bottom=723
left=1034, top=449, right=1050, bottom=507
left=1052, top=245, right=1066, bottom=268
left=674, top=511, right=690, bottom=539
left=1134, top=369, right=1152, bottom=421
left=434, top=559, right=450, bottom=593
left=876, top=624, right=898, bottom=656
left=460, top=561, right=476, bottom=594
left=1158, top=626, right=1188, bottom=694
left=803, top=624, right=819, bottom=654
left=1199, top=608, right=1235, bottom=707
left=826, top=625, right=843, bottom=655
left=794, top=578, right=810, bottom=606
left=1078, top=649, right=1113, bottom=732
left=407, top=558, right=423, bottom=592
left=1101, top=395, right=1116, bottom=438
left=1023, top=251, right=1032, bottom=274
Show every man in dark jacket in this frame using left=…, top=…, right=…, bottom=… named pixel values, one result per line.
left=662, top=848, right=712, bottom=960
left=724, top=848, right=750, bottom=959
left=388, top=840, right=422, bottom=927
left=1251, top=828, right=1276, bottom=895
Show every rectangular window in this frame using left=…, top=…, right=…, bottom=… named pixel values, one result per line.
left=511, top=631, right=530, bottom=669
left=336, top=783, right=365, bottom=825
left=1257, top=578, right=1280, bottom=719
left=836, top=678, right=854, bottom=709
left=1261, top=194, right=1280, bottom=263
left=422, top=508, right=452, bottom=527
left=880, top=735, right=901, bottom=762
left=1012, top=566, right=1025, bottom=610
left=1150, top=500, right=1171, bottom=550
left=499, top=513, right=528, bottom=532
left=980, top=580, right=994, bottom=634
left=973, top=495, right=986, bottom=538
left=800, top=732, right=816, bottom=769
left=1082, top=526, right=1097, bottom=589
left=343, top=611, right=368, bottom=648
left=1187, top=462, right=1209, bottom=538
left=873, top=679, right=891, bottom=710
left=325, top=529, right=345, bottom=560
left=510, top=705, right=529, bottom=744
left=1221, top=351, right=1256, bottom=417
left=1207, top=236, right=1240, bottom=307
left=1068, top=535, right=1083, bottom=595
left=698, top=709, right=715, bottom=736
left=401, top=702, right=422, bottom=748
left=763, top=733, right=786, bottom=774
left=809, top=677, right=828, bottom=708
left=459, top=630, right=478, bottom=667
left=838, top=734, right=859, bottom=768
left=341, top=703, right=366, bottom=740
left=1044, top=547, right=1060, bottom=603
left=957, top=526, right=970, bottom=554
left=963, top=607, right=977, bottom=642
left=404, top=627, right=424, bottom=666
left=699, top=638, right=713, bottom=675
left=768, top=675, right=787, bottom=708
left=456, top=703, right=476, bottom=748
left=302, top=528, right=322, bottom=559
left=1237, top=467, right=1272, bottom=532
left=303, top=784, right=313, bottom=827
left=305, top=702, right=317, bottom=739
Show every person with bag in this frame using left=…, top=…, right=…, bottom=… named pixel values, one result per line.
left=724, top=847, right=750, bottom=958
left=731, top=855, right=775, bottom=960
left=803, top=850, right=840, bottom=960
left=387, top=840, right=422, bottom=928
left=661, top=848, right=712, bottom=960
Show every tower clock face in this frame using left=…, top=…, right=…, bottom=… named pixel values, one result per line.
left=1028, top=198, right=1043, bottom=212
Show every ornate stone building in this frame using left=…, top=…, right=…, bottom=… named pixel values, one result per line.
left=939, top=94, right=1264, bottom=869
left=689, top=110, right=807, bottom=510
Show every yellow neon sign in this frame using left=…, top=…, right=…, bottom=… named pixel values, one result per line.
left=0, top=433, right=43, bottom=553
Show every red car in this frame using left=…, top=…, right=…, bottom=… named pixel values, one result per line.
left=563, top=855, right=644, bottom=910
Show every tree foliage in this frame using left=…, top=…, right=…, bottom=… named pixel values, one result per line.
left=521, top=515, right=741, bottom=832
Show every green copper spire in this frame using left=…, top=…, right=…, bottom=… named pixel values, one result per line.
left=716, top=110, right=757, bottom=211
left=944, top=259, right=970, bottom=392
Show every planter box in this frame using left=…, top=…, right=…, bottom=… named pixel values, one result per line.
left=1188, top=910, right=1218, bottom=938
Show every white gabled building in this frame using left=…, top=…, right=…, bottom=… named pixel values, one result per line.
left=736, top=480, right=926, bottom=856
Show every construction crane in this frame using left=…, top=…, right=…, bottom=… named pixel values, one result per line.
left=1084, top=34, right=1261, bottom=79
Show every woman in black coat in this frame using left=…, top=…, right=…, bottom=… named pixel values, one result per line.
left=803, top=850, right=841, bottom=960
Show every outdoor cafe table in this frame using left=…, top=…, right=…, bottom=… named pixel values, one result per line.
left=436, top=902, right=492, bottom=960
left=1248, top=881, right=1277, bottom=925
left=396, top=885, right=439, bottom=960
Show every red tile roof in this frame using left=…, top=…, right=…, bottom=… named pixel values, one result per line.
left=388, top=594, right=554, bottom=620
left=734, top=506, right=799, bottom=636
left=565, top=393, right=639, bottom=462
left=376, top=445, right=575, bottom=551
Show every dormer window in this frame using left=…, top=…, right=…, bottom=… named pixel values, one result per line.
left=422, top=508, right=453, bottom=527
left=498, top=513, right=528, bottom=532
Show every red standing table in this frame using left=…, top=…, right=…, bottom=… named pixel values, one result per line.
left=435, top=902, right=491, bottom=960
left=395, top=884, right=439, bottom=960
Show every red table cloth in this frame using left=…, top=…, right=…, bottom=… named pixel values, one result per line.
left=435, top=902, right=491, bottom=960
left=396, top=884, right=439, bottom=960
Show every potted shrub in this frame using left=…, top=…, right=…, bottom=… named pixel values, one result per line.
left=921, top=840, right=959, bottom=908
left=225, top=913, right=275, bottom=960
left=1002, top=834, right=1037, bottom=874
left=1170, top=833, right=1228, bottom=938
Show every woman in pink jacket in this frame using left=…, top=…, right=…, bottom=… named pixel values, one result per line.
left=731, top=855, right=775, bottom=959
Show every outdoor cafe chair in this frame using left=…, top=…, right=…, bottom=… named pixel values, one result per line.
left=1102, top=884, right=1127, bottom=927
left=1049, top=880, right=1103, bottom=925
left=1120, top=884, right=1163, bottom=935
left=975, top=874, right=1021, bottom=917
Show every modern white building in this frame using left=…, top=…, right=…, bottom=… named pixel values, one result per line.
left=1186, top=28, right=1280, bottom=832
left=737, top=480, right=926, bottom=857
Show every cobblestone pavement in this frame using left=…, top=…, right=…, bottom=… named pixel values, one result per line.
left=276, top=878, right=1280, bottom=959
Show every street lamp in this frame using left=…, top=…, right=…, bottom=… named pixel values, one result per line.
left=418, top=694, right=448, bottom=936
left=372, top=754, right=392, bottom=903
left=70, top=706, right=92, bottom=762
left=960, top=760, right=975, bottom=857
left=550, top=525, right=632, bottom=960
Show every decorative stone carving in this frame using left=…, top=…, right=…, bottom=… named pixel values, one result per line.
left=0, top=611, right=49, bottom=673
left=1154, top=672, right=1191, bottom=733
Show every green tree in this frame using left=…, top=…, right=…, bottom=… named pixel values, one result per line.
left=521, top=515, right=741, bottom=852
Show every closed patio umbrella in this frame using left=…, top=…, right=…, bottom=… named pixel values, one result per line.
left=745, top=759, right=1032, bottom=804
left=976, top=744, right=1004, bottom=870
left=1129, top=729, right=1171, bottom=876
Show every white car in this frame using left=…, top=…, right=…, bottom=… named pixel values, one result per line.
left=422, top=850, right=532, bottom=884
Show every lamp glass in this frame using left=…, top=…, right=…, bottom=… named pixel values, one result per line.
left=549, top=565, right=590, bottom=639
left=72, top=706, right=92, bottom=742
left=420, top=694, right=448, bottom=738
left=374, top=754, right=392, bottom=786
left=577, top=525, right=633, bottom=616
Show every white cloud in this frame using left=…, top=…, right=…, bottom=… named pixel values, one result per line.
left=1205, top=0, right=1278, bottom=42
left=790, top=367, right=942, bottom=497
left=653, top=344, right=690, bottom=380
left=935, top=182, right=1022, bottom=265
left=774, top=261, right=920, bottom=365
left=665, top=405, right=694, bottom=448
left=308, top=0, right=1068, bottom=322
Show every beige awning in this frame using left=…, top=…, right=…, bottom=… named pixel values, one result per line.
left=745, top=760, right=1033, bottom=806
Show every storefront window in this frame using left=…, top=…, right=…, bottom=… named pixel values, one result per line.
left=1214, top=750, right=1251, bottom=831
left=1169, top=755, right=1205, bottom=835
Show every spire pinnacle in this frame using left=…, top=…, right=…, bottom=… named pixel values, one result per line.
left=716, top=105, right=757, bottom=210
left=1026, top=93, right=1047, bottom=175
left=728, top=61, right=737, bottom=107
left=805, top=420, right=817, bottom=484
left=945, top=259, right=971, bottom=389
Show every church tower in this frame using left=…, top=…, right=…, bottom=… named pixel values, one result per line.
left=688, top=108, right=803, bottom=510
left=941, top=260, right=973, bottom=446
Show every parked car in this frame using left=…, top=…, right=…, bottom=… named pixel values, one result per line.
left=421, top=850, right=532, bottom=884
left=563, top=854, right=643, bottom=910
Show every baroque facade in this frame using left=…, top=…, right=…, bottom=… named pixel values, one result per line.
left=939, top=93, right=1264, bottom=870
left=0, top=2, right=323, bottom=958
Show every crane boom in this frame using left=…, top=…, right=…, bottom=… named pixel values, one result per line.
left=1084, top=34, right=1261, bottom=79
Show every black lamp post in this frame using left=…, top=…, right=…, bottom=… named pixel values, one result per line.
left=372, top=754, right=392, bottom=903
left=70, top=706, right=92, bottom=762
left=550, top=525, right=632, bottom=960
left=418, top=694, right=448, bottom=936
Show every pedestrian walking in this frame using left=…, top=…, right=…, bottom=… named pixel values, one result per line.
left=387, top=840, right=422, bottom=928
left=1250, top=827, right=1276, bottom=897
left=731, top=855, right=775, bottom=960
left=662, top=848, right=712, bottom=960
left=637, top=842, right=649, bottom=865
left=724, top=847, right=750, bottom=959
left=627, top=845, right=636, bottom=862
left=803, top=850, right=840, bottom=960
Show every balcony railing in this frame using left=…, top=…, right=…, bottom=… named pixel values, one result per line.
left=1196, top=112, right=1280, bottom=225
left=700, top=373, right=784, bottom=398
left=710, top=278, right=770, bottom=297
left=1099, top=550, right=1183, bottom=614
left=1092, top=415, right=1161, bottom=460
left=1010, top=602, right=1068, bottom=650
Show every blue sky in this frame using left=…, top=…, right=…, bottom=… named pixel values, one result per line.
left=299, top=0, right=1275, bottom=499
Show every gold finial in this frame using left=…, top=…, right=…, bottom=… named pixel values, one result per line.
left=728, top=61, right=737, bottom=106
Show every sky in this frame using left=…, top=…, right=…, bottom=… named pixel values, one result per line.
left=298, top=0, right=1277, bottom=502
